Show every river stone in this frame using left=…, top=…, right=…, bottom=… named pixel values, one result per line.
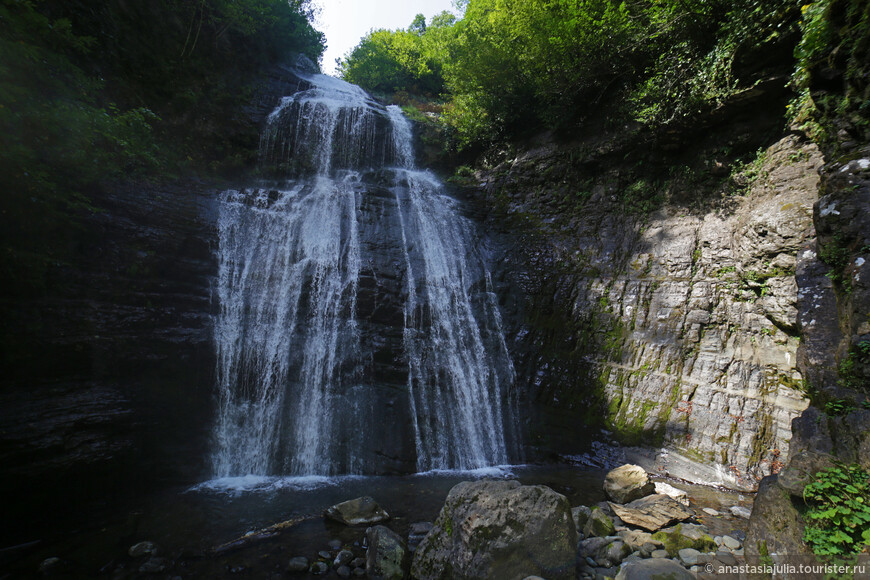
left=721, top=535, right=741, bottom=550
left=578, top=536, right=615, bottom=559
left=677, top=548, right=702, bottom=566
left=138, top=557, right=167, bottom=574
left=287, top=557, right=309, bottom=572
left=615, top=558, right=695, bottom=580
left=410, top=480, right=577, bottom=580
left=598, top=540, right=631, bottom=567
left=335, top=550, right=354, bottom=566
left=128, top=541, right=159, bottom=558
left=654, top=482, right=689, bottom=506
left=336, top=565, right=352, bottom=578
left=324, top=496, right=390, bottom=526
left=366, top=525, right=407, bottom=580
left=617, top=529, right=657, bottom=553
left=702, top=508, right=719, bottom=516
left=583, top=506, right=616, bottom=538
left=38, top=557, right=63, bottom=575
left=604, top=465, right=656, bottom=504
left=650, top=549, right=669, bottom=559
left=608, top=494, right=693, bottom=532
left=310, top=561, right=329, bottom=575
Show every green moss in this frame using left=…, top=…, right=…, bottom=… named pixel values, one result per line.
left=652, top=524, right=717, bottom=557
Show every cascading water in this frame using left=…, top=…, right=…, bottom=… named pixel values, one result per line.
left=211, top=68, right=517, bottom=478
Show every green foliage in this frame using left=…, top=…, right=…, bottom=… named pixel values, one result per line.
left=802, top=464, right=870, bottom=558
left=824, top=399, right=856, bottom=416
left=337, top=12, right=453, bottom=95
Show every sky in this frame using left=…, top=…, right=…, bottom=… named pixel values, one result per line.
left=313, top=0, right=461, bottom=76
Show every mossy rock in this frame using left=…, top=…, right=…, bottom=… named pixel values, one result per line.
left=651, top=524, right=716, bottom=557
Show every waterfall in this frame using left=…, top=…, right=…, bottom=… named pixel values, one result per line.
left=211, top=70, right=517, bottom=477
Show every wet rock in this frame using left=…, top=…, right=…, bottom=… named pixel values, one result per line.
left=350, top=557, right=366, bottom=568
left=318, top=551, right=332, bottom=559
left=287, top=556, right=309, bottom=572
left=366, top=525, right=407, bottom=580
left=128, top=541, right=159, bottom=558
left=408, top=521, right=433, bottom=551
left=336, top=565, right=352, bottom=578
left=608, top=494, right=694, bottom=532
left=411, top=480, right=576, bottom=580
left=325, top=496, right=390, bottom=526
left=604, top=465, right=656, bottom=504
left=615, top=558, right=694, bottom=580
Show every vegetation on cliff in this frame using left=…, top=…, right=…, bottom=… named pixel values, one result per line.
left=338, top=0, right=804, bottom=149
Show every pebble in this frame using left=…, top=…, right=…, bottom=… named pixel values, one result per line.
left=317, top=550, right=332, bottom=559
left=714, top=535, right=723, bottom=546
left=702, top=508, right=720, bottom=516
left=336, top=565, right=352, bottom=578
left=651, top=549, right=669, bottom=559
left=722, top=535, right=741, bottom=550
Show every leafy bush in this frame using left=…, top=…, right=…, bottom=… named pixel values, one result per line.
left=802, top=464, right=870, bottom=557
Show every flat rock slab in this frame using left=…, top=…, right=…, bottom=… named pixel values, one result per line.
left=324, top=497, right=390, bottom=526
left=609, top=494, right=694, bottom=532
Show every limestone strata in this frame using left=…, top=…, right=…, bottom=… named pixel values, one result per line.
left=487, top=135, right=821, bottom=490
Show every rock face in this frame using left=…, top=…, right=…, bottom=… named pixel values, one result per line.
left=324, top=497, right=390, bottom=526
left=485, top=134, right=821, bottom=490
left=410, top=480, right=577, bottom=580
left=604, top=464, right=656, bottom=503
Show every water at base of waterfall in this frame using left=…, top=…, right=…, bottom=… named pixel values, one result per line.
left=210, top=69, right=518, bottom=478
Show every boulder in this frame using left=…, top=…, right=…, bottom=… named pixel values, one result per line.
left=578, top=536, right=615, bottom=559
left=617, top=530, right=658, bottom=553
left=677, top=548, right=702, bottom=566
left=615, top=558, right=695, bottom=580
left=608, top=494, right=694, bottom=532
left=597, top=540, right=631, bottom=567
left=651, top=524, right=716, bottom=557
left=745, top=476, right=817, bottom=575
left=366, top=525, right=407, bottom=580
left=583, top=506, right=616, bottom=537
left=410, top=480, right=577, bottom=580
left=604, top=465, right=656, bottom=504
left=324, top=497, right=390, bottom=526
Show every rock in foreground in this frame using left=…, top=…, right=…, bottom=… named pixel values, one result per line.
left=609, top=494, right=694, bottom=532
left=411, top=480, right=576, bottom=580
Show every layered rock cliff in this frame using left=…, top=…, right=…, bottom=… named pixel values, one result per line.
left=478, top=117, right=825, bottom=490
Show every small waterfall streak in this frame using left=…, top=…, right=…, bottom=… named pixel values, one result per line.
left=388, top=107, right=516, bottom=470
